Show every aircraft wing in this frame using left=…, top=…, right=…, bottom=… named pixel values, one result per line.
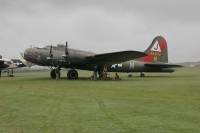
left=86, top=51, right=147, bottom=65
left=145, top=63, right=182, bottom=68
left=0, top=59, right=34, bottom=69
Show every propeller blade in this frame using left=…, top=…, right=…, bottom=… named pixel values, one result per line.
left=65, top=42, right=68, bottom=56
left=50, top=45, right=53, bottom=58
left=65, top=41, right=70, bottom=64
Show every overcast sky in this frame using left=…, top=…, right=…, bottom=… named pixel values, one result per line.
left=0, top=0, right=199, bottom=63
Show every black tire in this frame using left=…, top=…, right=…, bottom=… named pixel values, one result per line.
left=140, top=73, right=145, bottom=77
left=67, top=70, right=78, bottom=79
left=50, top=69, right=56, bottom=78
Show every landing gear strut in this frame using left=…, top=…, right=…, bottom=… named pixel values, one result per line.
left=7, top=69, right=14, bottom=77
left=140, top=72, right=145, bottom=77
left=67, top=69, right=78, bottom=79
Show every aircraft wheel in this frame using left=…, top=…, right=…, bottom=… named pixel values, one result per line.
left=67, top=70, right=78, bottom=79
left=140, top=73, right=145, bottom=77
left=50, top=69, right=56, bottom=78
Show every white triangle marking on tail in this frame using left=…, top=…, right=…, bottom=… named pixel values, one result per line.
left=151, top=41, right=161, bottom=52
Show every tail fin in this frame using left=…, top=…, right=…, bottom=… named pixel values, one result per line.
left=138, top=36, right=168, bottom=63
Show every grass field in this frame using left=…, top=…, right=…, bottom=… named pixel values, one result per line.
left=0, top=67, right=200, bottom=133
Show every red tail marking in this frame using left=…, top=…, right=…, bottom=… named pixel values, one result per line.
left=141, top=38, right=167, bottom=62
left=141, top=53, right=154, bottom=62
left=159, top=39, right=167, bottom=51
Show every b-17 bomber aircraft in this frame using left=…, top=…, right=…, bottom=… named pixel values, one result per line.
left=23, top=36, right=181, bottom=79
left=0, top=55, right=34, bottom=77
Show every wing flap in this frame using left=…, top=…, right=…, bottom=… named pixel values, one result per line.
left=145, top=63, right=182, bottom=68
left=86, top=51, right=147, bottom=65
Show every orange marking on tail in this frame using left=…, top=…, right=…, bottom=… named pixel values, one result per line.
left=154, top=56, right=157, bottom=61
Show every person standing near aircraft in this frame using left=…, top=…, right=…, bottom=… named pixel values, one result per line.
left=103, top=64, right=108, bottom=80
left=93, top=66, right=98, bottom=80
left=55, top=65, right=60, bottom=80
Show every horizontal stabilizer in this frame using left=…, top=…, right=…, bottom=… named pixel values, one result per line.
left=145, top=63, right=182, bottom=68
left=86, top=51, right=147, bottom=65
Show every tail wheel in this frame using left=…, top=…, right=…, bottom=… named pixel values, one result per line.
left=140, top=73, right=145, bottom=77
left=67, top=70, right=78, bottom=79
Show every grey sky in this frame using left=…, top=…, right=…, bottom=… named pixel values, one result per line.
left=0, top=0, right=199, bottom=63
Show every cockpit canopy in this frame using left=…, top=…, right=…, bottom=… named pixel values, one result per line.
left=43, top=45, right=57, bottom=50
left=43, top=44, right=65, bottom=50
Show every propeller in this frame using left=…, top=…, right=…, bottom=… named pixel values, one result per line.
left=47, top=45, right=54, bottom=66
left=65, top=42, right=68, bottom=57
left=50, top=45, right=53, bottom=59
left=64, top=41, right=70, bottom=64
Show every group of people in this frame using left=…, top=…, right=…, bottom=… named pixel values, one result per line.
left=91, top=64, right=121, bottom=81
left=54, top=64, right=121, bottom=81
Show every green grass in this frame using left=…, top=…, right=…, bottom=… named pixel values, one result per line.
left=0, top=68, right=200, bottom=133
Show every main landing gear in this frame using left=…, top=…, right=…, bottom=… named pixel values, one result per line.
left=140, top=72, right=145, bottom=77
left=67, top=69, right=78, bottom=79
left=50, top=69, right=56, bottom=78
left=50, top=69, right=78, bottom=79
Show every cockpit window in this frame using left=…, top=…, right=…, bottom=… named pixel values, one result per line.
left=43, top=46, right=57, bottom=50
left=43, top=46, right=50, bottom=49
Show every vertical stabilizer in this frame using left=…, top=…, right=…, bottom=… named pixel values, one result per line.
left=138, top=36, right=168, bottom=63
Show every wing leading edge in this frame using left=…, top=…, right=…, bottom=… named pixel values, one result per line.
left=86, top=51, right=147, bottom=65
